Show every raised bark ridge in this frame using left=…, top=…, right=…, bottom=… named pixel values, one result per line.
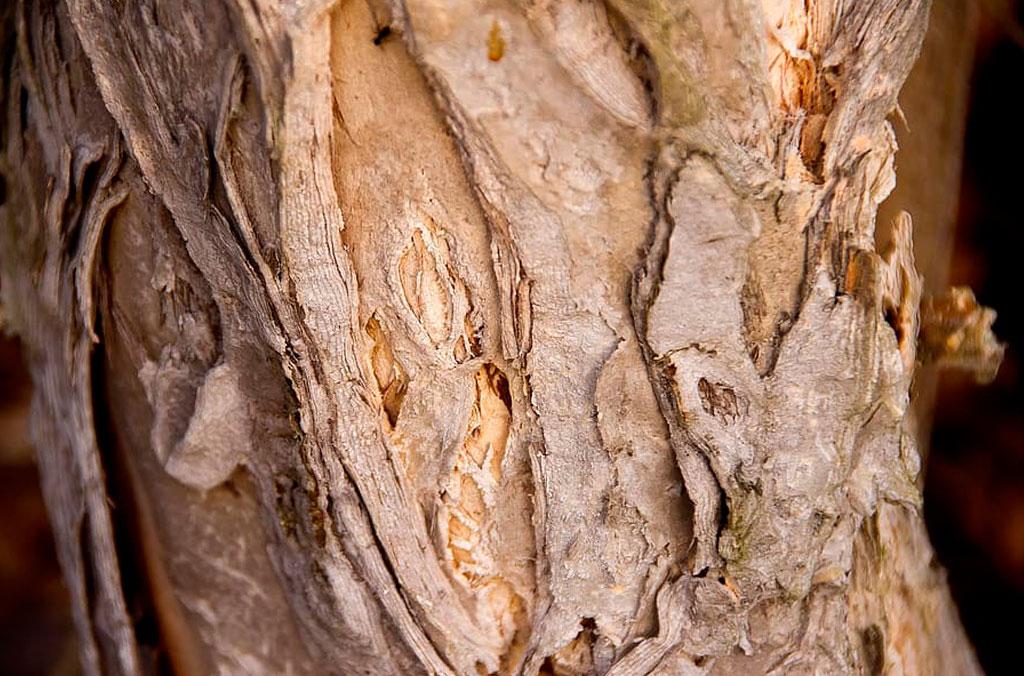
left=0, top=0, right=987, bottom=674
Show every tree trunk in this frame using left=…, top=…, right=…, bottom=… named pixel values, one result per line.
left=0, top=0, right=985, bottom=674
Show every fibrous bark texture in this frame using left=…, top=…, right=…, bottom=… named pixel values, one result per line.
left=0, top=0, right=984, bottom=674
left=876, top=0, right=980, bottom=454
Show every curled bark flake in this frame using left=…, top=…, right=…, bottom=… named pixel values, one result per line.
left=160, top=362, right=252, bottom=490
left=919, top=286, right=1005, bottom=383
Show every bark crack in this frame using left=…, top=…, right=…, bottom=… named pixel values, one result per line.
left=630, top=153, right=724, bottom=576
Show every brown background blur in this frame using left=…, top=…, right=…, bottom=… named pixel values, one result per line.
left=920, top=5, right=1024, bottom=673
left=2, top=6, right=1024, bottom=676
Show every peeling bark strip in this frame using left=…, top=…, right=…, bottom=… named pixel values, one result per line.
left=0, top=0, right=988, bottom=674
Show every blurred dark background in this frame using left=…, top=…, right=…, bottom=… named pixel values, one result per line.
left=0, top=339, right=80, bottom=674
left=922, top=6, right=1024, bottom=674
left=2, top=4, right=1024, bottom=676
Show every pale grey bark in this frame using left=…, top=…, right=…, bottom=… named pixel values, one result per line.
left=0, top=1, right=987, bottom=674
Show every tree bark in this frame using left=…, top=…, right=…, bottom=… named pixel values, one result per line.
left=0, top=0, right=983, bottom=674
left=876, top=0, right=980, bottom=457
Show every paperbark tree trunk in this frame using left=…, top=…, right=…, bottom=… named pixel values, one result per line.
left=0, top=0, right=986, bottom=674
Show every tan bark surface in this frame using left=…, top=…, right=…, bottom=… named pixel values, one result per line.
left=0, top=1, right=985, bottom=674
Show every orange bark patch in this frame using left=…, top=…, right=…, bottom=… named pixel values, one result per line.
left=365, top=316, right=408, bottom=428
left=488, top=21, right=505, bottom=62
left=444, top=364, right=526, bottom=666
